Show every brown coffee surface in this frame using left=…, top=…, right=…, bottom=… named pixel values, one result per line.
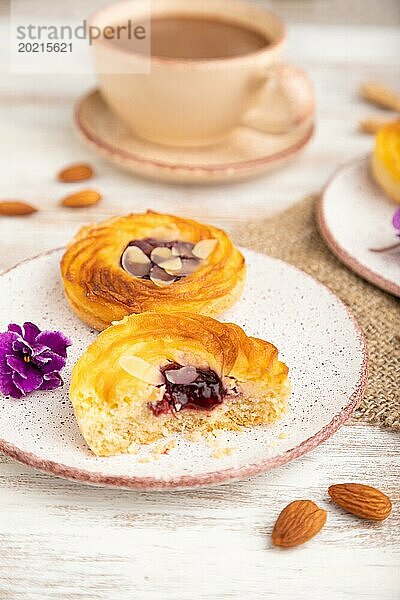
left=111, top=16, right=269, bottom=59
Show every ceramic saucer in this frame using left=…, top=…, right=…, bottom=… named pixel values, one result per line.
left=74, top=89, right=314, bottom=184
left=317, top=156, right=400, bottom=297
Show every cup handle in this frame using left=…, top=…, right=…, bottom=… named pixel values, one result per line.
left=242, top=63, right=315, bottom=134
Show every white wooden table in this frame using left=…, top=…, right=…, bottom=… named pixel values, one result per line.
left=0, top=2, right=399, bottom=598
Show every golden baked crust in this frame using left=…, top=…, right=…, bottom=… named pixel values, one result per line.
left=371, top=121, right=400, bottom=204
left=70, top=312, right=290, bottom=456
left=61, top=211, right=245, bottom=330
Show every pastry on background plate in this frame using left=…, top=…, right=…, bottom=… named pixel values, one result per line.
left=371, top=120, right=400, bottom=203
left=61, top=211, right=245, bottom=331
left=69, top=312, right=290, bottom=457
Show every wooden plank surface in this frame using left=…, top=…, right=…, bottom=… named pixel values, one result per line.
left=0, top=5, right=399, bottom=599
left=0, top=424, right=398, bottom=600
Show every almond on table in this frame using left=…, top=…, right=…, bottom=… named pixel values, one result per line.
left=272, top=500, right=327, bottom=548
left=60, top=189, right=102, bottom=208
left=359, top=82, right=400, bottom=112
left=328, top=483, right=392, bottom=521
left=57, top=163, right=94, bottom=183
left=358, top=116, right=396, bottom=134
left=0, top=200, right=37, bottom=216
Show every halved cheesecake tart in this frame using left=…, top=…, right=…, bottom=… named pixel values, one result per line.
left=69, top=313, right=289, bottom=456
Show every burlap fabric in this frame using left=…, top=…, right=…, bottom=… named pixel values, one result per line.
left=232, top=196, right=399, bottom=430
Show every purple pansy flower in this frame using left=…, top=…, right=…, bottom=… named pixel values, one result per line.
left=371, top=208, right=400, bottom=253
left=0, top=322, right=71, bottom=399
left=393, top=208, right=400, bottom=236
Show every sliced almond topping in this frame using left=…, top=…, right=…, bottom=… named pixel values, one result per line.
left=130, top=239, right=154, bottom=256
left=119, top=355, right=164, bottom=385
left=165, top=366, right=198, bottom=385
left=160, top=257, right=182, bottom=272
left=150, top=275, right=176, bottom=287
left=124, top=245, right=151, bottom=265
left=149, top=265, right=177, bottom=287
left=171, top=242, right=195, bottom=258
left=175, top=258, right=202, bottom=276
left=122, top=261, right=151, bottom=278
left=192, top=239, right=218, bottom=260
left=151, top=247, right=173, bottom=265
left=121, top=246, right=151, bottom=277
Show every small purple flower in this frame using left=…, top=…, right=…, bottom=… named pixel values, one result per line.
left=0, top=322, right=72, bottom=399
left=393, top=208, right=400, bottom=236
left=370, top=208, right=400, bottom=253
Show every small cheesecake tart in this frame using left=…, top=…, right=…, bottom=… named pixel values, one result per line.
left=371, top=121, right=400, bottom=204
left=61, top=211, right=245, bottom=331
left=69, top=313, right=290, bottom=457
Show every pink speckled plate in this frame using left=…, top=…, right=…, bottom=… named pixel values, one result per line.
left=0, top=249, right=367, bottom=490
left=318, top=156, right=400, bottom=297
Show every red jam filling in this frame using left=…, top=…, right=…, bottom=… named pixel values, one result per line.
left=150, top=363, right=225, bottom=416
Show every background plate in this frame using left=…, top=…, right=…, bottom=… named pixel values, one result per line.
left=318, top=156, right=400, bottom=297
left=0, top=249, right=367, bottom=490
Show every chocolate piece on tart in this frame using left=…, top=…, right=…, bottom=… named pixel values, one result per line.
left=120, top=237, right=218, bottom=286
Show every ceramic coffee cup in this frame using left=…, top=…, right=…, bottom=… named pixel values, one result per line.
left=91, top=0, right=314, bottom=147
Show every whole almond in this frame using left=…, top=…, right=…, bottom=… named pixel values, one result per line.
left=58, top=163, right=94, bottom=183
left=272, top=500, right=327, bottom=548
left=61, top=189, right=101, bottom=208
left=359, top=82, right=400, bottom=112
left=0, top=201, right=37, bottom=216
left=358, top=117, right=395, bottom=134
left=328, top=483, right=392, bottom=521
